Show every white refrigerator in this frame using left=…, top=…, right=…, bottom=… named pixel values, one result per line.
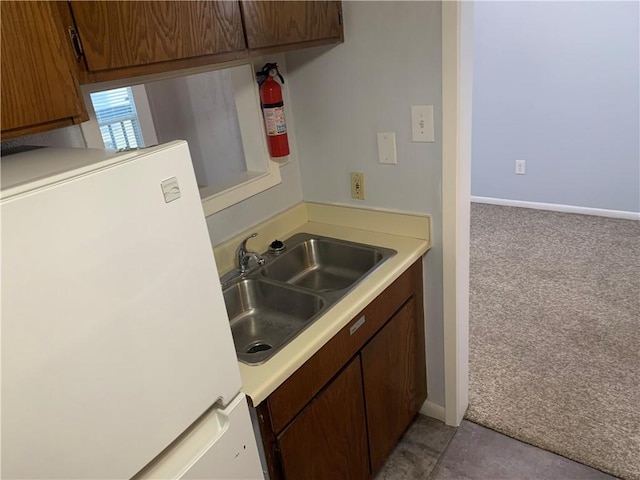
left=1, top=141, right=263, bottom=479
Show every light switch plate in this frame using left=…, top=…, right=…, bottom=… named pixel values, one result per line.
left=411, top=105, right=435, bottom=142
left=377, top=132, right=397, bottom=164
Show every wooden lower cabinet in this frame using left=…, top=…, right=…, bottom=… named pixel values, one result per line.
left=256, top=260, right=427, bottom=479
left=362, top=297, right=428, bottom=473
left=277, top=357, right=369, bottom=479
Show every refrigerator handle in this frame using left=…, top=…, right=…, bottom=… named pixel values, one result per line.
left=133, top=403, right=231, bottom=479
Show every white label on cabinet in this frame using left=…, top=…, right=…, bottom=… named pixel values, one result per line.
left=350, top=316, right=366, bottom=335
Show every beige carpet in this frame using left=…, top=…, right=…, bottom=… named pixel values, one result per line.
left=466, top=204, right=640, bottom=480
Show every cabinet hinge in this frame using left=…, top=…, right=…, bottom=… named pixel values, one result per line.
left=338, top=9, right=343, bottom=25
left=67, top=27, right=84, bottom=61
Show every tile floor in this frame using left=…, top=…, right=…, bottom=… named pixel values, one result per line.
left=376, top=415, right=615, bottom=480
left=375, top=415, right=456, bottom=479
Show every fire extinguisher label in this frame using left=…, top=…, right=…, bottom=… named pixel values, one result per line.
left=264, top=106, right=287, bottom=136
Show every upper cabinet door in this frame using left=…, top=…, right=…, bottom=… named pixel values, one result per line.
left=70, top=1, right=246, bottom=72
left=1, top=1, right=88, bottom=139
left=242, top=1, right=343, bottom=53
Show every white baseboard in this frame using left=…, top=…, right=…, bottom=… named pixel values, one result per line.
left=420, top=400, right=446, bottom=422
left=471, top=196, right=640, bottom=221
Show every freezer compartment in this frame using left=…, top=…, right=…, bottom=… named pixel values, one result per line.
left=135, top=394, right=263, bottom=479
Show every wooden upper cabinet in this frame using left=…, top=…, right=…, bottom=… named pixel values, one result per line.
left=69, top=1, right=246, bottom=81
left=1, top=1, right=346, bottom=141
left=1, top=1, right=88, bottom=140
left=242, top=1, right=343, bottom=53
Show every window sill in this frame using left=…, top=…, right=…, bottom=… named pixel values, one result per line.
left=200, top=163, right=282, bottom=216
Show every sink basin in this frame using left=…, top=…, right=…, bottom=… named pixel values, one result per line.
left=223, top=279, right=326, bottom=365
left=222, top=233, right=396, bottom=364
left=261, top=234, right=396, bottom=292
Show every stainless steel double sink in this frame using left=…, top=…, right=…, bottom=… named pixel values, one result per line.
left=222, top=233, right=396, bottom=365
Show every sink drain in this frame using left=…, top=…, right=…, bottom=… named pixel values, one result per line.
left=246, top=342, right=272, bottom=354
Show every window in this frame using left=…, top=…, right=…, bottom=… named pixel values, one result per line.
left=81, top=84, right=157, bottom=151
left=89, top=87, right=144, bottom=150
left=80, top=63, right=281, bottom=216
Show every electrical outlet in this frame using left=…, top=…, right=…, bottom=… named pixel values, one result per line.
left=350, top=172, right=365, bottom=200
left=515, top=160, right=526, bottom=175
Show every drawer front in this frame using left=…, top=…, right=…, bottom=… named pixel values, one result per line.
left=267, top=260, right=421, bottom=433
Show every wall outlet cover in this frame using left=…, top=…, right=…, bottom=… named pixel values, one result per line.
left=350, top=172, right=365, bottom=200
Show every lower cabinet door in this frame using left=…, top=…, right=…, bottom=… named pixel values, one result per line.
left=362, top=297, right=427, bottom=474
left=277, top=357, right=369, bottom=480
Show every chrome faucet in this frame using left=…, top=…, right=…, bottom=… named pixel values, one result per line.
left=236, top=233, right=265, bottom=274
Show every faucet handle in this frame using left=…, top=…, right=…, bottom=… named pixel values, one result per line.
left=237, top=233, right=262, bottom=274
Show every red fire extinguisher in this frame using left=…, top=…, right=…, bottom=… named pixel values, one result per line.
left=257, top=63, right=290, bottom=158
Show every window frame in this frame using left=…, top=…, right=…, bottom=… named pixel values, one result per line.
left=79, top=62, right=281, bottom=217
left=81, top=84, right=158, bottom=151
left=90, top=87, right=148, bottom=148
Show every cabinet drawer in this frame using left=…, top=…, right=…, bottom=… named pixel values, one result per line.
left=266, top=260, right=422, bottom=433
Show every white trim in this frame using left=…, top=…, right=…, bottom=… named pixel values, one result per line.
left=471, top=196, right=640, bottom=221
left=129, top=85, right=158, bottom=147
left=442, top=0, right=472, bottom=427
left=80, top=63, right=282, bottom=217
left=230, top=64, right=274, bottom=174
left=420, top=400, right=446, bottom=423
left=79, top=89, right=104, bottom=149
left=200, top=169, right=281, bottom=217
left=200, top=64, right=282, bottom=215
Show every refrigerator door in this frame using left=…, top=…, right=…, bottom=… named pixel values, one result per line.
left=135, top=394, right=263, bottom=480
left=1, top=142, right=244, bottom=479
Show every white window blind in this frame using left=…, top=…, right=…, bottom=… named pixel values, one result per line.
left=90, top=87, right=144, bottom=150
